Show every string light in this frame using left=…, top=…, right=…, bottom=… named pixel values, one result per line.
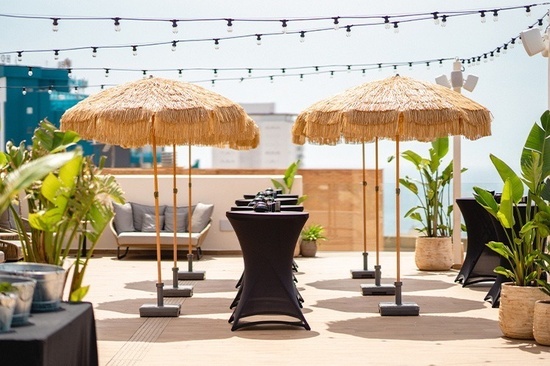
left=281, top=68, right=286, bottom=74
left=213, top=69, right=218, bottom=78
left=281, top=19, right=288, bottom=33
left=74, top=86, right=79, bottom=94
left=92, top=47, right=98, bottom=57
left=248, top=68, right=252, bottom=77
left=142, top=70, right=147, bottom=77
left=113, top=17, right=121, bottom=32
left=393, top=22, right=399, bottom=33
left=48, top=85, right=52, bottom=94
left=105, top=68, right=109, bottom=77
left=526, top=6, right=532, bottom=16
left=54, top=50, right=59, bottom=60
left=226, top=18, right=233, bottom=32
left=52, top=18, right=59, bottom=32
left=22, top=87, right=26, bottom=95
left=299, top=31, right=305, bottom=42
left=214, top=39, right=220, bottom=49
left=347, top=65, right=351, bottom=73
left=171, top=41, right=177, bottom=51
left=333, top=17, right=340, bottom=30
left=211, top=79, right=215, bottom=87
left=17, top=51, right=22, bottom=62
left=178, top=69, right=183, bottom=77
left=384, top=16, right=390, bottom=29
left=439, top=59, right=444, bottom=67
left=299, top=74, right=303, bottom=81
left=408, top=62, right=413, bottom=70
left=441, top=15, right=447, bottom=27
left=538, top=18, right=544, bottom=28
left=27, top=67, right=33, bottom=76
left=256, top=34, right=262, bottom=45
left=426, top=61, right=430, bottom=69
left=171, top=19, right=178, bottom=34
left=132, top=45, right=137, bottom=56
left=330, top=71, right=334, bottom=78
left=432, top=12, right=439, bottom=25
left=493, top=10, right=499, bottom=22
left=362, top=69, right=366, bottom=77
left=346, top=25, right=351, bottom=37
left=270, top=75, right=274, bottom=83
left=378, top=63, right=382, bottom=71
left=67, top=68, right=72, bottom=78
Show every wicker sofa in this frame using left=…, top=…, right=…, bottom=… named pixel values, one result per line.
left=110, top=201, right=213, bottom=259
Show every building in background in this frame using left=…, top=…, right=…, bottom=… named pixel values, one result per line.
left=212, top=103, right=302, bottom=169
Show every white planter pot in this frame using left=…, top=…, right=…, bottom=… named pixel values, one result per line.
left=533, top=299, right=550, bottom=346
left=499, top=283, right=548, bottom=340
left=0, top=292, right=17, bottom=332
left=414, top=236, right=453, bottom=271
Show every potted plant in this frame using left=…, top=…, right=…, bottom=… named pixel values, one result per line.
left=0, top=119, right=125, bottom=304
left=399, top=136, right=463, bottom=270
left=300, top=224, right=327, bottom=257
left=0, top=282, right=17, bottom=332
left=533, top=251, right=550, bottom=345
left=473, top=110, right=550, bottom=339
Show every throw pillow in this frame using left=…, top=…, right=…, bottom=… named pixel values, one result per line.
left=164, top=206, right=190, bottom=233
left=131, top=202, right=166, bottom=231
left=190, top=203, right=214, bottom=232
left=113, top=202, right=135, bottom=233
left=142, top=213, right=164, bottom=232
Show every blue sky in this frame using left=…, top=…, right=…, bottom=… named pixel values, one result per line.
left=0, top=0, right=548, bottom=188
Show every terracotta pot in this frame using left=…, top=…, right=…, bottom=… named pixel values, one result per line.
left=300, top=240, right=318, bottom=257
left=414, top=236, right=453, bottom=271
left=533, top=299, right=550, bottom=346
left=499, top=283, right=548, bottom=340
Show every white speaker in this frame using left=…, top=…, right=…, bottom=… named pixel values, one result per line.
left=462, top=75, right=479, bottom=92
left=521, top=28, right=546, bottom=56
left=450, top=70, right=464, bottom=88
left=435, top=75, right=451, bottom=88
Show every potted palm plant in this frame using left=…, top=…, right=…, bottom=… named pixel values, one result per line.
left=473, top=110, right=550, bottom=340
left=299, top=224, right=327, bottom=257
left=399, top=136, right=463, bottom=270
left=0, top=119, right=125, bottom=304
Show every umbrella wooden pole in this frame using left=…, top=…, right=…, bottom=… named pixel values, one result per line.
left=375, top=138, right=380, bottom=265
left=152, top=130, right=164, bottom=306
left=188, top=144, right=193, bottom=272
left=173, top=145, right=178, bottom=267
left=395, top=135, right=401, bottom=286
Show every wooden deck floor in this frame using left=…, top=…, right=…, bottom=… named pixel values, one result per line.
left=82, top=251, right=550, bottom=365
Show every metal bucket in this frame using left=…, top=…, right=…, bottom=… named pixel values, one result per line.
left=0, top=263, right=65, bottom=313
left=0, top=274, right=36, bottom=326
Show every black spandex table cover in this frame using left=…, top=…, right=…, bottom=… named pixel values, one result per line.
left=226, top=211, right=310, bottom=331
left=0, top=302, right=98, bottom=366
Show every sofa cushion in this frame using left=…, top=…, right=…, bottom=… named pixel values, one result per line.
left=164, top=206, right=192, bottom=233
left=117, top=232, right=202, bottom=246
left=142, top=213, right=164, bottom=232
left=191, top=203, right=214, bottom=232
left=113, top=202, right=135, bottom=233
left=131, top=202, right=166, bottom=231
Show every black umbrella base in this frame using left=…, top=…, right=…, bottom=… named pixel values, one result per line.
left=163, top=285, right=193, bottom=297
left=379, top=302, right=420, bottom=316
left=178, top=270, right=205, bottom=280
left=139, top=304, right=181, bottom=317
left=361, top=283, right=395, bottom=296
left=350, top=269, right=375, bottom=279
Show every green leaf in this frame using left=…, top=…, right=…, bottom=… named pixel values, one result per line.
left=69, top=285, right=89, bottom=302
left=489, top=154, right=524, bottom=203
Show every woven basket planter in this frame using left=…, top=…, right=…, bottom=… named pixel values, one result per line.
left=499, top=283, right=548, bottom=340
left=414, top=236, right=453, bottom=271
left=534, top=300, right=550, bottom=346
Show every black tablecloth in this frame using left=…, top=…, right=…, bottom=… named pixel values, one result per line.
left=226, top=211, right=310, bottom=330
left=0, top=302, right=98, bottom=366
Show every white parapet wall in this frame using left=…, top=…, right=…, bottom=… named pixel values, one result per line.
left=96, top=174, right=303, bottom=252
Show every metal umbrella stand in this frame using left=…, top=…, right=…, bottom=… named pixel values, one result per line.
left=60, top=77, right=258, bottom=316
left=294, top=74, right=492, bottom=316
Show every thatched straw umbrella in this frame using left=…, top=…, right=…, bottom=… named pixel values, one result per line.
left=61, top=76, right=259, bottom=317
left=293, top=74, right=492, bottom=315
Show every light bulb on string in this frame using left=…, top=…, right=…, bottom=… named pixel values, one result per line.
left=48, top=86, right=53, bottom=95
left=17, top=51, right=22, bottom=62
left=483, top=54, right=488, bottom=63
left=22, top=87, right=26, bottom=95
left=438, top=59, right=443, bottom=67
left=281, top=68, right=286, bottom=74
left=142, top=70, right=147, bottom=78
left=105, top=68, right=109, bottom=78
left=441, top=15, right=447, bottom=27
left=538, top=18, right=544, bottom=30
left=270, top=76, right=274, bottom=83
left=525, top=6, right=532, bottom=16
left=171, top=20, right=178, bottom=34
left=226, top=19, right=233, bottom=32
left=378, top=63, right=382, bottom=72
left=27, top=67, right=33, bottom=76
left=346, top=25, right=351, bottom=37
left=54, top=50, right=59, bottom=60
left=248, top=69, right=252, bottom=77
left=393, top=22, right=399, bottom=33
left=299, top=31, right=305, bottom=43
left=281, top=20, right=288, bottom=33
left=100, top=85, right=105, bottom=90
left=480, top=11, right=486, bottom=23
left=432, top=12, right=439, bottom=25
left=503, top=44, right=508, bottom=54
left=347, top=65, right=351, bottom=73
left=490, top=51, right=494, bottom=60
left=52, top=18, right=59, bottom=32
left=330, top=71, right=334, bottom=78
left=362, top=69, right=366, bottom=77
left=299, top=74, right=303, bottom=82
left=384, top=16, right=390, bottom=29
left=213, top=69, right=218, bottom=78
left=256, top=34, right=262, bottom=45
left=333, top=17, right=340, bottom=30
left=132, top=45, right=137, bottom=56
left=74, top=86, right=79, bottom=94
left=239, top=77, right=244, bottom=83
left=67, top=68, right=72, bottom=78
left=496, top=47, right=501, bottom=57
left=393, top=65, right=398, bottom=73
left=476, top=56, right=481, bottom=65
left=178, top=69, right=183, bottom=78
left=113, top=17, right=121, bottom=32
left=408, top=62, right=413, bottom=70
left=493, top=10, right=499, bottom=22
left=510, top=37, right=516, bottom=48
left=214, top=39, right=220, bottom=49
left=426, top=61, right=430, bottom=70
left=314, top=66, right=319, bottom=72
left=211, top=79, right=215, bottom=87
left=171, top=41, right=177, bottom=52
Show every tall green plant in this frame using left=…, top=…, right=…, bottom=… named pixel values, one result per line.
left=271, top=160, right=308, bottom=204
left=2, top=119, right=125, bottom=301
left=473, top=110, right=550, bottom=287
left=399, top=137, right=463, bottom=237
